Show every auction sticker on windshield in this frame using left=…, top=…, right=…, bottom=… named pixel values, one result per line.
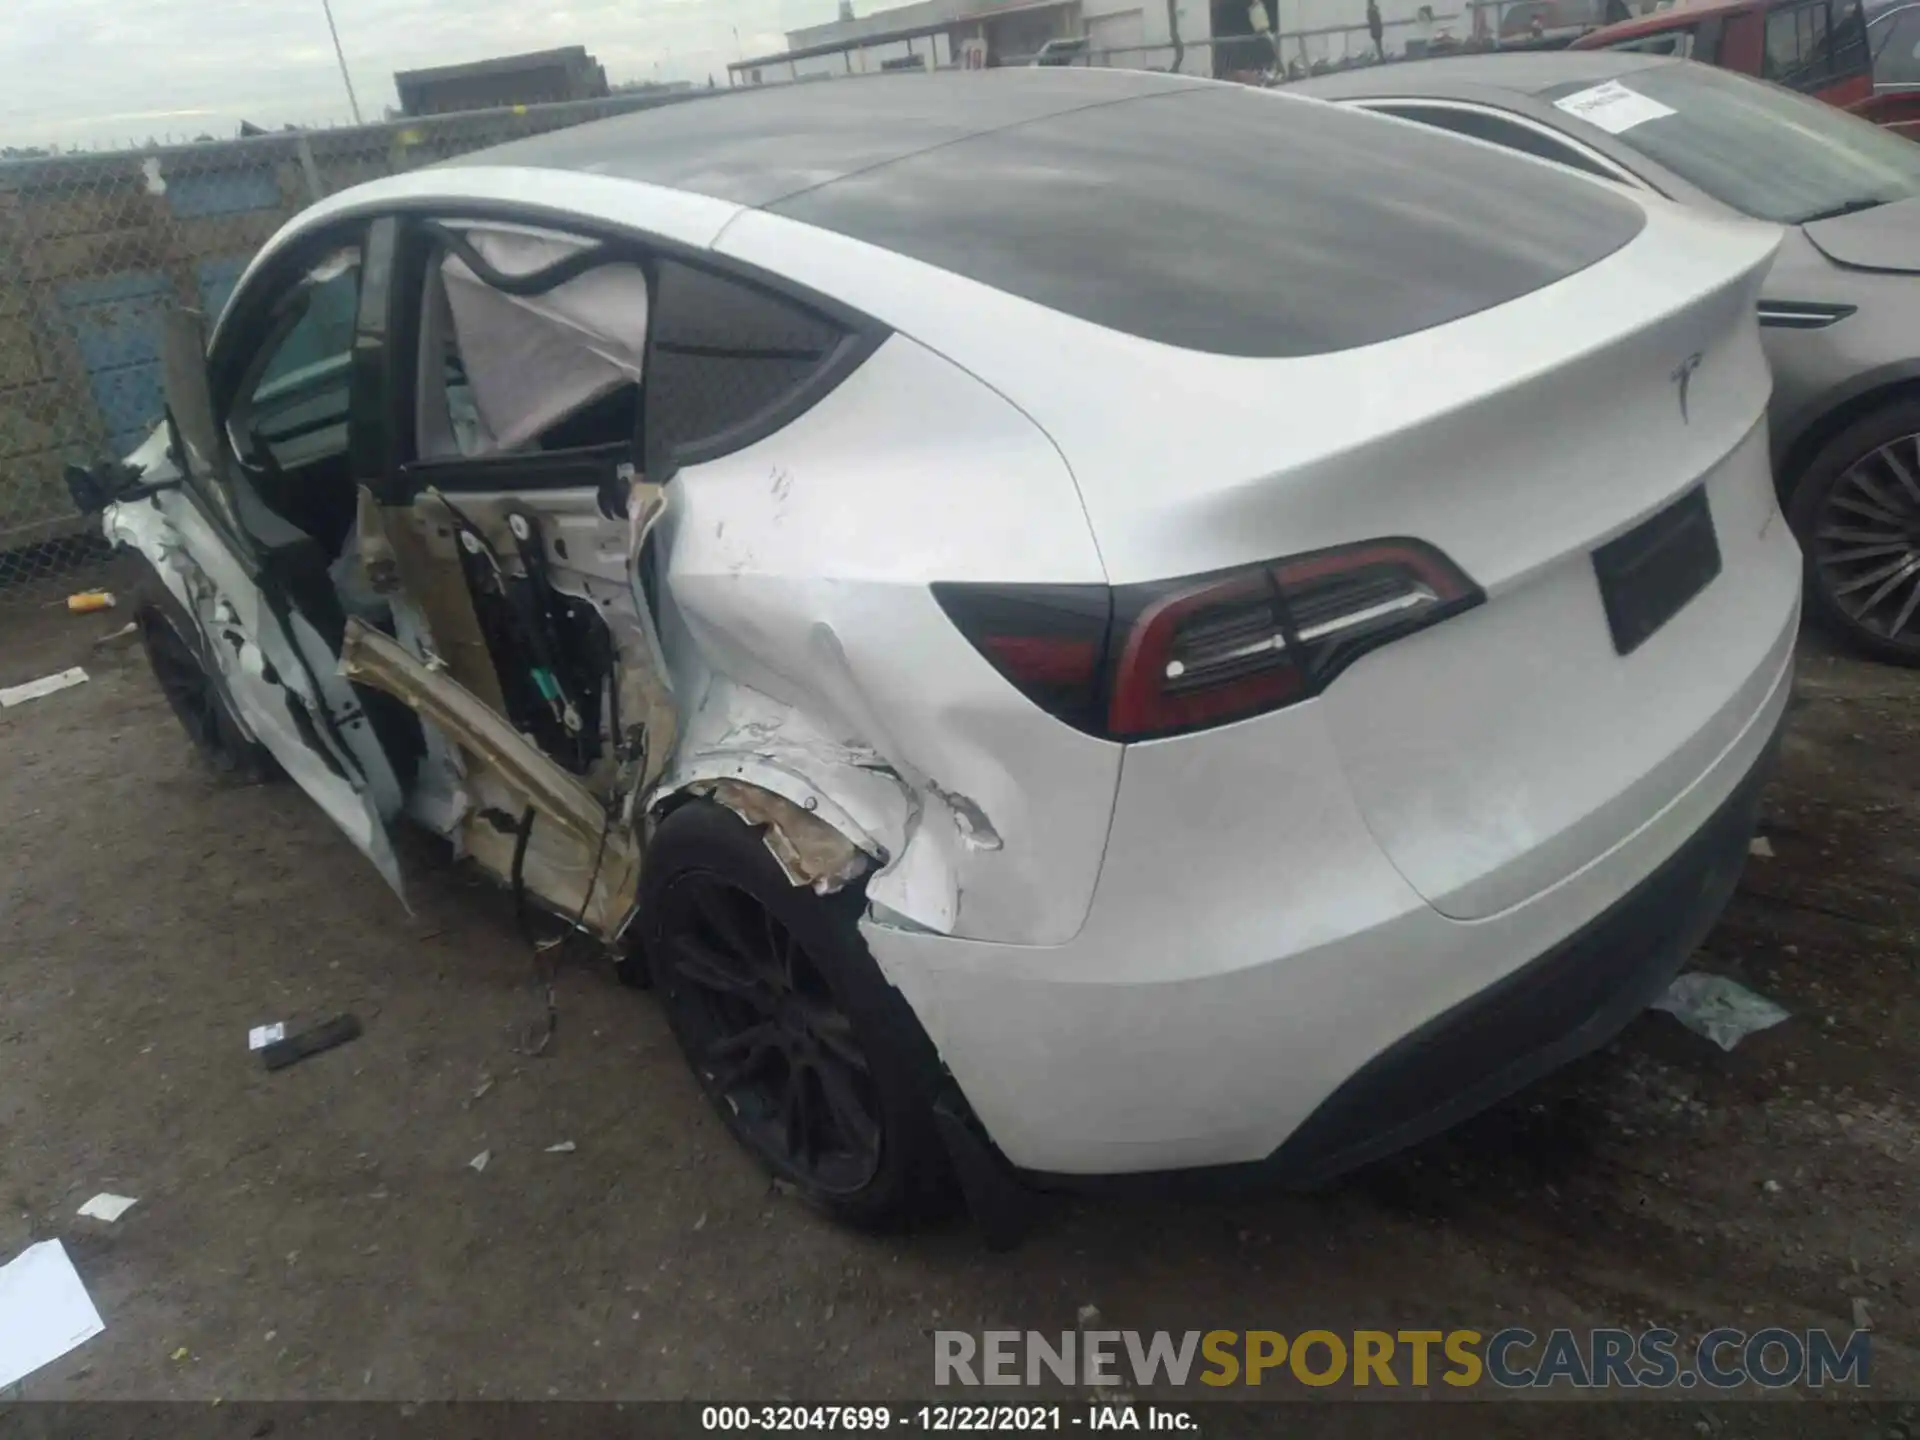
left=1554, top=80, right=1677, bottom=134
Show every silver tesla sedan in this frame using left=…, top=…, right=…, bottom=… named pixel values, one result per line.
left=1292, top=53, right=1920, bottom=665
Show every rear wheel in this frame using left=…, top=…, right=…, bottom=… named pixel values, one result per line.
left=1788, top=402, right=1920, bottom=667
left=640, top=800, right=952, bottom=1229
left=133, top=576, right=279, bottom=784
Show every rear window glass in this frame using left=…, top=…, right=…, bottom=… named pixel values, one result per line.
left=770, top=87, right=1646, bottom=358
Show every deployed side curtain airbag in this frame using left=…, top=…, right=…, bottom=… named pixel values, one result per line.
left=440, top=229, right=649, bottom=454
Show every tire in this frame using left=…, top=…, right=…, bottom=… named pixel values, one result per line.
left=640, top=800, right=953, bottom=1229
left=1786, top=400, right=1920, bottom=667
left=132, top=574, right=281, bottom=785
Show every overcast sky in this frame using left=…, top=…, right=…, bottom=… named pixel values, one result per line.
left=2, top=0, right=841, bottom=149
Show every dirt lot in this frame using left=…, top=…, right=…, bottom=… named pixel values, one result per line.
left=0, top=580, right=1915, bottom=1430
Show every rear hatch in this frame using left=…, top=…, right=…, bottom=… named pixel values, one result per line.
left=731, top=86, right=1793, bottom=924
left=1304, top=229, right=1793, bottom=919
left=1009, top=203, right=1790, bottom=921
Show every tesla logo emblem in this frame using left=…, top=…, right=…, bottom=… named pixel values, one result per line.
left=1672, top=352, right=1704, bottom=424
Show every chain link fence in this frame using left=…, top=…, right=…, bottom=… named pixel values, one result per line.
left=0, top=89, right=707, bottom=603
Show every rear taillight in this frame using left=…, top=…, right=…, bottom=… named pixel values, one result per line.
left=934, top=539, right=1481, bottom=741
left=926, top=582, right=1112, bottom=735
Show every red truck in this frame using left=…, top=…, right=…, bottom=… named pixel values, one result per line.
left=1571, top=0, right=1920, bottom=135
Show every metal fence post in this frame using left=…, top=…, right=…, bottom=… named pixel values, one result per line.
left=296, top=134, right=327, bottom=204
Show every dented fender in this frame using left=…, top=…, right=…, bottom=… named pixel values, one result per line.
left=645, top=676, right=971, bottom=933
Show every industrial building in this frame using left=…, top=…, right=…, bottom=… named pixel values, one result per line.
left=395, top=46, right=610, bottom=117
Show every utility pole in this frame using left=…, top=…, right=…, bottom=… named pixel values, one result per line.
left=321, top=0, right=364, bottom=125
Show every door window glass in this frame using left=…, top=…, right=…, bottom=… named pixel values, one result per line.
left=254, top=251, right=360, bottom=398
left=216, top=246, right=366, bottom=558
left=233, top=246, right=362, bottom=476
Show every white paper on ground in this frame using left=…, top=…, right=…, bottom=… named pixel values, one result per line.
left=1553, top=80, right=1677, bottom=135
left=248, top=1022, right=286, bottom=1051
left=76, top=1193, right=138, bottom=1223
left=0, top=1240, right=105, bottom=1389
left=0, top=668, right=88, bottom=709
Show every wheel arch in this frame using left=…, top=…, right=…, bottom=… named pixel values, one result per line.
left=1776, top=366, right=1920, bottom=495
left=641, top=676, right=967, bottom=933
left=646, top=770, right=881, bottom=897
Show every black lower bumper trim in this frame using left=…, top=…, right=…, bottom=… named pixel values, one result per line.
left=1268, top=716, right=1779, bottom=1184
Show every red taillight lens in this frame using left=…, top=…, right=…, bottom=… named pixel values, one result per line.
left=1107, top=569, right=1305, bottom=737
left=935, top=539, right=1480, bottom=741
left=929, top=582, right=1112, bottom=734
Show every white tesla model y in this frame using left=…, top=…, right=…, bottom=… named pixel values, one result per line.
left=85, top=68, right=1799, bottom=1229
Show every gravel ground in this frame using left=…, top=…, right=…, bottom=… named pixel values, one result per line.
left=0, top=584, right=1914, bottom=1435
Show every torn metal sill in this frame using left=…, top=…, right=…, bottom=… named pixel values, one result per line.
left=343, top=618, right=611, bottom=847
left=339, top=616, right=641, bottom=935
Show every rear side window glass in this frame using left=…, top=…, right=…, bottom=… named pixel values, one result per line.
left=771, top=86, right=1644, bottom=358
left=645, top=261, right=850, bottom=468
left=1368, top=104, right=1622, bottom=180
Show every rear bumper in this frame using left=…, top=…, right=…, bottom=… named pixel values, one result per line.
left=1250, top=702, right=1780, bottom=1187
left=862, top=602, right=1796, bottom=1178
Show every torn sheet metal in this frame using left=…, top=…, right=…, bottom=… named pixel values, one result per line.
left=620, top=479, right=680, bottom=786
left=363, top=487, right=509, bottom=714
left=340, top=618, right=640, bottom=935
left=698, top=778, right=870, bottom=894
left=648, top=676, right=979, bottom=932
left=863, top=793, right=964, bottom=936
left=347, top=478, right=686, bottom=936
left=107, top=481, right=408, bottom=901
left=377, top=485, right=677, bottom=794
left=650, top=677, right=908, bottom=860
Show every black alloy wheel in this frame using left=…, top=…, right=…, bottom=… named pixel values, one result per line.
left=639, top=800, right=954, bottom=1228
left=656, top=871, right=886, bottom=1196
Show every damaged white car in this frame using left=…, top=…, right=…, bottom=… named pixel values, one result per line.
left=77, top=69, right=1801, bottom=1232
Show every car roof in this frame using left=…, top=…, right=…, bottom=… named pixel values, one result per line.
left=1286, top=50, right=1676, bottom=101
left=444, top=68, right=1205, bottom=208
left=437, top=69, right=1649, bottom=359
left=1577, top=0, right=1768, bottom=44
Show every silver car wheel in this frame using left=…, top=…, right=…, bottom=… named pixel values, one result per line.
left=1813, top=433, right=1920, bottom=647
